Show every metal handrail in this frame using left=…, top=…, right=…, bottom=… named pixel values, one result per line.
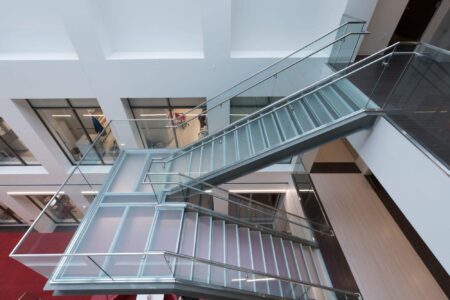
left=9, top=121, right=112, bottom=256
left=177, top=31, right=368, bottom=128
left=109, top=31, right=367, bottom=130
left=19, top=250, right=360, bottom=298
left=150, top=44, right=402, bottom=165
left=145, top=172, right=330, bottom=231
left=175, top=21, right=365, bottom=121
left=151, top=201, right=318, bottom=246
left=164, top=251, right=362, bottom=298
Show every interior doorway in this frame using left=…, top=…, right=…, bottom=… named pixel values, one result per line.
left=390, top=0, right=442, bottom=44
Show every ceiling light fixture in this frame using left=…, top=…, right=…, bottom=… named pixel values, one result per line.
left=8, top=191, right=65, bottom=196
left=51, top=114, right=72, bottom=118
left=228, top=189, right=287, bottom=193
left=139, top=114, right=168, bottom=117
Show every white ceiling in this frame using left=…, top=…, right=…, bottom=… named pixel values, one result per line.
left=230, top=0, right=347, bottom=53
left=0, top=0, right=76, bottom=55
left=95, top=0, right=204, bottom=54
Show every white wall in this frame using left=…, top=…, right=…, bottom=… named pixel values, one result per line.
left=358, top=0, right=408, bottom=55
left=347, top=117, right=450, bottom=274
left=0, top=0, right=349, bottom=223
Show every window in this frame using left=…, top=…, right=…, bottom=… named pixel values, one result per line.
left=230, top=96, right=282, bottom=123
left=0, top=118, right=39, bottom=166
left=27, top=99, right=118, bottom=165
left=229, top=193, right=282, bottom=227
left=127, top=98, right=206, bottom=148
left=26, top=194, right=83, bottom=224
left=0, top=204, right=23, bottom=224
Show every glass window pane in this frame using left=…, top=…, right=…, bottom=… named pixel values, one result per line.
left=131, top=108, right=175, bottom=148
left=28, top=98, right=70, bottom=108
left=68, top=98, right=100, bottom=108
left=169, top=97, right=205, bottom=107
left=0, top=138, right=22, bottom=165
left=128, top=98, right=168, bottom=107
left=0, top=204, right=22, bottom=224
left=35, top=108, right=100, bottom=164
left=0, top=118, right=39, bottom=165
left=75, top=108, right=117, bottom=164
left=27, top=194, right=83, bottom=224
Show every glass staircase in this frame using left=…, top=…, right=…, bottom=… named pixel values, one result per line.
left=18, top=20, right=372, bottom=299
left=44, top=150, right=358, bottom=299
left=11, top=41, right=449, bottom=299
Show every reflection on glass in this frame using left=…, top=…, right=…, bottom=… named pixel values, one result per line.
left=28, top=99, right=118, bottom=165
left=228, top=193, right=282, bottom=226
left=230, top=97, right=282, bottom=123
left=128, top=98, right=207, bottom=148
left=26, top=194, right=83, bottom=224
left=0, top=118, right=39, bottom=165
left=0, top=204, right=22, bottom=224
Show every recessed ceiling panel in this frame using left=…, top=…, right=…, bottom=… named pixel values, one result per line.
left=231, top=0, right=347, bottom=56
left=0, top=0, right=76, bottom=59
left=96, top=0, right=204, bottom=56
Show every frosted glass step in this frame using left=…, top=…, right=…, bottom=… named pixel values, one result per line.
left=106, top=207, right=156, bottom=277
left=260, top=113, right=282, bottom=147
left=225, top=224, right=240, bottom=289
left=284, top=240, right=305, bottom=299
left=212, top=137, right=224, bottom=170
left=169, top=151, right=191, bottom=175
left=335, top=79, right=377, bottom=109
left=292, top=243, right=311, bottom=283
left=274, top=107, right=299, bottom=140
left=319, top=86, right=354, bottom=117
left=143, top=209, right=184, bottom=277
left=193, top=216, right=212, bottom=283
left=109, top=153, right=147, bottom=192
left=175, top=212, right=198, bottom=280
left=303, top=246, right=321, bottom=285
left=248, top=120, right=267, bottom=154
left=224, top=131, right=237, bottom=165
left=236, top=124, right=252, bottom=160
left=272, top=237, right=293, bottom=298
left=200, top=142, right=212, bottom=175
left=238, top=227, right=255, bottom=292
left=250, top=231, right=269, bottom=294
left=260, top=234, right=282, bottom=297
left=311, top=248, right=334, bottom=288
left=149, top=209, right=183, bottom=251
left=304, top=95, right=335, bottom=126
left=210, top=220, right=226, bottom=286
left=290, top=101, right=315, bottom=132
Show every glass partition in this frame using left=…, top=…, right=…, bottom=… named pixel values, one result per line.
left=224, top=21, right=366, bottom=123
left=0, top=203, right=23, bottom=224
left=127, top=98, right=207, bottom=148
left=25, top=194, right=83, bottom=224
left=0, top=118, right=39, bottom=165
left=27, top=98, right=116, bottom=165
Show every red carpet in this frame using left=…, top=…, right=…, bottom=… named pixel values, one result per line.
left=0, top=230, right=136, bottom=300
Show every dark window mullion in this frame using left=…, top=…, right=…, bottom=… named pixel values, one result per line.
left=68, top=99, right=105, bottom=165
left=0, top=135, right=27, bottom=165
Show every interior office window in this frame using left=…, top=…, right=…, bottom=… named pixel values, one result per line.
left=0, top=203, right=23, bottom=224
left=27, top=99, right=118, bottom=165
left=26, top=194, right=83, bottom=224
left=228, top=193, right=282, bottom=226
left=0, top=118, right=39, bottom=166
left=127, top=98, right=206, bottom=148
left=230, top=96, right=282, bottom=123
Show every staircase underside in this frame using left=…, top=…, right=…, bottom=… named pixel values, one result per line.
left=202, top=111, right=380, bottom=185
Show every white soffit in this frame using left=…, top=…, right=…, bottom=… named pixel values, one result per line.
left=0, top=0, right=77, bottom=60
left=96, top=0, right=204, bottom=59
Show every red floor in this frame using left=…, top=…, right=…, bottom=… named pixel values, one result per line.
left=0, top=230, right=136, bottom=300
